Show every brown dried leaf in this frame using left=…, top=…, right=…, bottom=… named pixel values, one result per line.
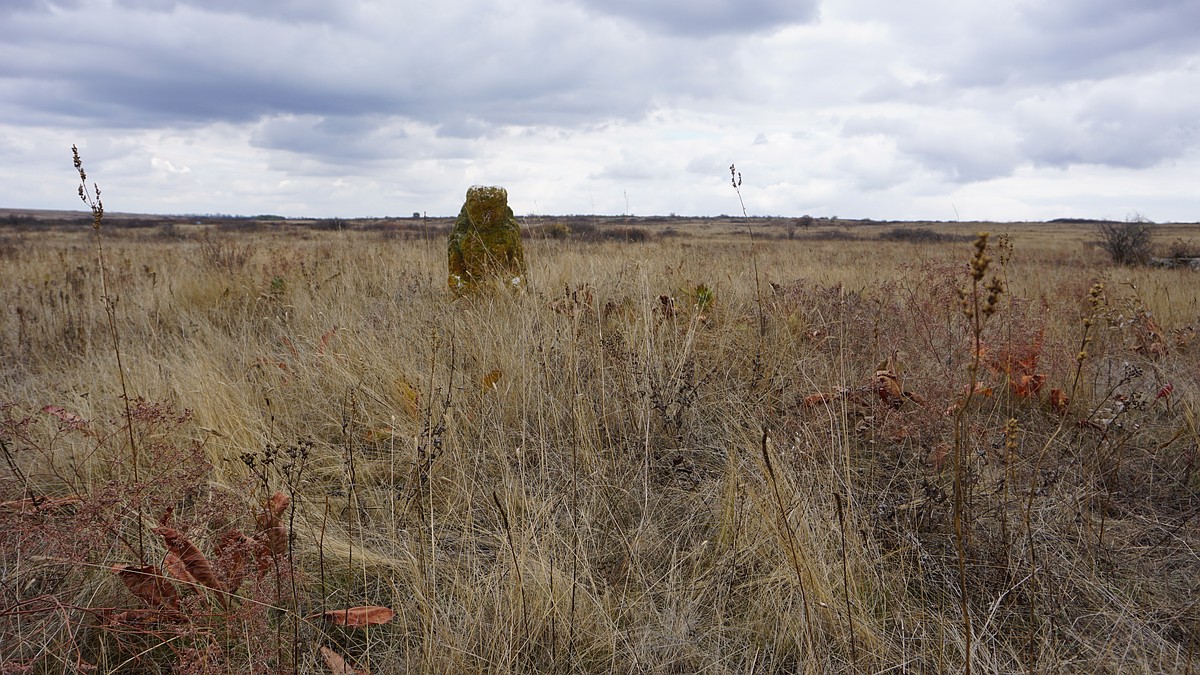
left=318, top=605, right=396, bottom=628
left=319, top=646, right=370, bottom=675
left=265, top=492, right=290, bottom=518
left=112, top=564, right=179, bottom=610
left=162, top=552, right=197, bottom=586
left=255, top=514, right=288, bottom=557
left=875, top=371, right=903, bottom=407
left=152, top=526, right=227, bottom=608
left=254, top=492, right=291, bottom=557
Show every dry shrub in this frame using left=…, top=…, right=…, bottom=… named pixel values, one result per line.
left=197, top=229, right=255, bottom=272
left=1097, top=217, right=1155, bottom=264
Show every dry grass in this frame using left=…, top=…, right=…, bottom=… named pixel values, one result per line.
left=2, top=217, right=1199, bottom=673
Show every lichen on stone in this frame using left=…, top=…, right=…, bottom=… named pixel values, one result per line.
left=447, top=185, right=527, bottom=295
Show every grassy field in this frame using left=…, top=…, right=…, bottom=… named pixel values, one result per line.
left=2, top=211, right=1199, bottom=673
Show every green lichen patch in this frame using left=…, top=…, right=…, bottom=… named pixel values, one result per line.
left=447, top=186, right=527, bottom=295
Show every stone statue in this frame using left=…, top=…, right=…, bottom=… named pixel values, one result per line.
left=447, top=186, right=527, bottom=295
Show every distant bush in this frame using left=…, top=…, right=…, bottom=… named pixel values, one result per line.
left=0, top=234, right=18, bottom=259
left=800, top=229, right=859, bottom=242
left=1097, top=214, right=1154, bottom=265
left=197, top=229, right=254, bottom=272
left=533, top=222, right=571, bottom=240
left=311, top=218, right=346, bottom=231
left=878, top=227, right=972, bottom=244
left=1163, top=238, right=1200, bottom=259
left=615, top=226, right=650, bottom=242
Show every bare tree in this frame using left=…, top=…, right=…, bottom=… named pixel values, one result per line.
left=1097, top=213, right=1154, bottom=265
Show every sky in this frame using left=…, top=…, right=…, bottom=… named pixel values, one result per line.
left=2, top=0, right=1199, bottom=221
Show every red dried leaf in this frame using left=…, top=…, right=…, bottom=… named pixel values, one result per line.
left=318, top=606, right=396, bottom=628
left=319, top=646, right=370, bottom=675
left=152, top=526, right=227, bottom=608
left=317, top=326, right=339, bottom=355
left=40, top=405, right=90, bottom=430
left=112, top=564, right=179, bottom=610
left=1156, top=382, right=1175, bottom=400
left=1048, top=388, right=1070, bottom=416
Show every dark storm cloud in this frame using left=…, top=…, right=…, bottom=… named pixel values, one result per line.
left=573, top=0, right=818, bottom=36
left=0, top=0, right=670, bottom=136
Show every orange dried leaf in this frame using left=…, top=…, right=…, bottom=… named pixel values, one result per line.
left=318, top=605, right=396, bottom=628
left=1010, top=373, right=1046, bottom=398
left=319, top=646, right=370, bottom=675
left=482, top=369, right=503, bottom=390
left=152, top=526, right=227, bottom=608
left=971, top=383, right=994, bottom=397
left=1048, top=388, right=1070, bottom=415
left=112, top=564, right=179, bottom=610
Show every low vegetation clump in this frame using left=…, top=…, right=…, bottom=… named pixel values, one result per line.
left=1097, top=215, right=1156, bottom=265
left=1, top=165, right=1198, bottom=673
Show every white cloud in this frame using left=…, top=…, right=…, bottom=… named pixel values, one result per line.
left=0, top=0, right=1198, bottom=221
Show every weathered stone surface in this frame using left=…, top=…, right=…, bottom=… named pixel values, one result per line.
left=447, top=186, right=527, bottom=295
left=1150, top=257, right=1200, bottom=270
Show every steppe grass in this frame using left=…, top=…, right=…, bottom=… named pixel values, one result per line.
left=1, top=217, right=1199, bottom=673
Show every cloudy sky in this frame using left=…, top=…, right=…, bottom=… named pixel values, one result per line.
left=2, top=0, right=1199, bottom=221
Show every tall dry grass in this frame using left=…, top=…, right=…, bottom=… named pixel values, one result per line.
left=1, top=218, right=1199, bottom=673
